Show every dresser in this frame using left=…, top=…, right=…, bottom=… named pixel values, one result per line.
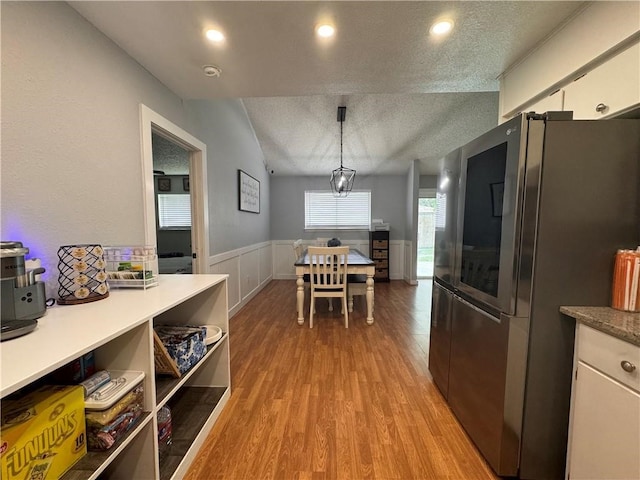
left=369, top=231, right=389, bottom=281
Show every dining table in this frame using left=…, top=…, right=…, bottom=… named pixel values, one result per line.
left=294, top=247, right=376, bottom=325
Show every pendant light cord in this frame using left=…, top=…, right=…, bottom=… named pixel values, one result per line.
left=340, top=118, right=344, bottom=169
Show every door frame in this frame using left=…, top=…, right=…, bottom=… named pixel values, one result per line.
left=140, top=104, right=210, bottom=273
left=417, top=187, right=436, bottom=279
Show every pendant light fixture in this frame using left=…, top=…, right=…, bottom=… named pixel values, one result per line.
left=330, top=106, right=356, bottom=197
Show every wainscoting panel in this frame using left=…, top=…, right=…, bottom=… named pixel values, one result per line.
left=389, top=242, right=403, bottom=280
left=259, top=244, right=273, bottom=285
left=240, top=248, right=260, bottom=299
left=209, top=241, right=272, bottom=317
left=404, top=240, right=417, bottom=285
left=273, top=242, right=296, bottom=279
left=210, top=256, right=240, bottom=311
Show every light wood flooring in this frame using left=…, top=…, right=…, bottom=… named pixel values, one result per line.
left=185, top=280, right=498, bottom=480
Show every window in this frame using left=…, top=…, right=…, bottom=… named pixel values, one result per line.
left=157, top=194, right=191, bottom=229
left=304, top=190, right=371, bottom=230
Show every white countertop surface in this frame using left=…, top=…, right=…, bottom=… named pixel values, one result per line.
left=1, top=274, right=227, bottom=398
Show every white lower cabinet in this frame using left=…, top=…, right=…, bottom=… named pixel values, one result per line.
left=0, top=274, right=230, bottom=480
left=566, top=324, right=640, bottom=480
left=563, top=41, right=640, bottom=119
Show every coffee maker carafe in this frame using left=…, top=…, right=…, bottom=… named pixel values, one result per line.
left=1, top=241, right=47, bottom=322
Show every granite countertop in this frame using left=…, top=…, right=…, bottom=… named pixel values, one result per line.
left=560, top=306, right=640, bottom=346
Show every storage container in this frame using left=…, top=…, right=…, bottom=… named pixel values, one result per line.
left=154, top=326, right=207, bottom=376
left=84, top=370, right=145, bottom=451
left=157, top=405, right=173, bottom=462
left=103, top=245, right=158, bottom=289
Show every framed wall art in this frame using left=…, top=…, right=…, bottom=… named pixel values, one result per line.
left=238, top=170, right=260, bottom=214
left=158, top=177, right=172, bottom=192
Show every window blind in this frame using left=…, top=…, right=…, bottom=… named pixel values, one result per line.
left=158, top=194, right=192, bottom=228
left=304, top=191, right=371, bottom=230
left=435, top=192, right=446, bottom=229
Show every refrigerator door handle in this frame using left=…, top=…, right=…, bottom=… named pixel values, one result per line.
left=454, top=294, right=501, bottom=324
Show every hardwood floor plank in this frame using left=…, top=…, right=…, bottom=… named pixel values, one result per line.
left=184, top=280, right=498, bottom=480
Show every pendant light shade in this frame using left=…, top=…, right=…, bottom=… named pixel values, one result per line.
left=330, top=106, right=356, bottom=197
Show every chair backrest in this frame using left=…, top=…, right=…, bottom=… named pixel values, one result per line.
left=293, top=239, right=304, bottom=260
left=308, top=246, right=349, bottom=289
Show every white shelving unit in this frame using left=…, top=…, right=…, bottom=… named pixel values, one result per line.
left=0, top=274, right=230, bottom=480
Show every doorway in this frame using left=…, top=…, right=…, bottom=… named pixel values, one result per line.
left=417, top=189, right=436, bottom=278
left=140, top=105, right=209, bottom=274
left=152, top=133, right=193, bottom=274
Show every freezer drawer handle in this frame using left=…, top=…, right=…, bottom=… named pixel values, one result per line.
left=620, top=360, right=636, bottom=373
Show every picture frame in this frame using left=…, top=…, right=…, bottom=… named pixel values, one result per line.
left=158, top=177, right=172, bottom=192
left=183, top=177, right=190, bottom=192
left=490, top=182, right=504, bottom=217
left=238, top=169, right=260, bottom=214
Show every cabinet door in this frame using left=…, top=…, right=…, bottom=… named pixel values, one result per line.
left=564, top=42, right=640, bottom=119
left=568, top=362, right=640, bottom=480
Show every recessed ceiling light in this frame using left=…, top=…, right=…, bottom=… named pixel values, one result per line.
left=316, top=24, right=335, bottom=38
left=430, top=20, right=454, bottom=36
left=205, top=29, right=225, bottom=42
left=203, top=65, right=222, bottom=77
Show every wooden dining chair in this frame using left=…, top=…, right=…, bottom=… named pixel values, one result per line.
left=348, top=275, right=369, bottom=313
left=292, top=239, right=304, bottom=260
left=308, top=246, right=349, bottom=328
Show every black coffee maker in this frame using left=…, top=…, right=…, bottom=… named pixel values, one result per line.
left=1, top=241, right=46, bottom=339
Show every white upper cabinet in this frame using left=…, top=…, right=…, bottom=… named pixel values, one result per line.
left=499, top=3, right=639, bottom=122
left=562, top=41, right=640, bottom=119
left=523, top=89, right=565, bottom=116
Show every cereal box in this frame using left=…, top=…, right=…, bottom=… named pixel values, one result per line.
left=1, top=385, right=86, bottom=480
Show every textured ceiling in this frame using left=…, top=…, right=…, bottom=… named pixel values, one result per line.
left=153, top=133, right=190, bottom=175
left=69, top=1, right=587, bottom=176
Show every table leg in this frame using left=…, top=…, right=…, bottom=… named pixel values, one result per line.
left=366, top=274, right=374, bottom=324
left=296, top=275, right=305, bottom=325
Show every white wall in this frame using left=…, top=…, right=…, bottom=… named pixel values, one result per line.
left=1, top=3, right=270, bottom=306
left=270, top=175, right=407, bottom=242
left=403, top=160, right=420, bottom=284
left=185, top=100, right=271, bottom=255
left=1, top=2, right=192, bottom=296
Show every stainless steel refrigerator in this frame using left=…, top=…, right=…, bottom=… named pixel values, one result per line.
left=429, top=112, right=640, bottom=479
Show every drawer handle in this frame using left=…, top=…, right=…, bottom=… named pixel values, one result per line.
left=595, top=103, right=608, bottom=113
left=620, top=360, right=636, bottom=373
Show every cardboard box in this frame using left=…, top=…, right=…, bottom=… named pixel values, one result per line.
left=1, top=385, right=86, bottom=480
